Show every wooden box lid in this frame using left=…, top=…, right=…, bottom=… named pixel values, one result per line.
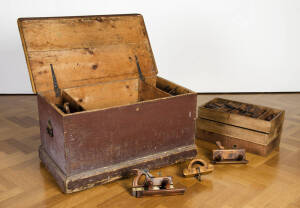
left=18, top=14, right=157, bottom=93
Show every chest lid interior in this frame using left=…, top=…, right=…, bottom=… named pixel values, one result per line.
left=18, top=14, right=158, bottom=93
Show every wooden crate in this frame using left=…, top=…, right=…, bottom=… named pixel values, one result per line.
left=18, top=14, right=197, bottom=193
left=196, top=98, right=285, bottom=156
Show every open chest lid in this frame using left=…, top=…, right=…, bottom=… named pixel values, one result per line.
left=18, top=14, right=158, bottom=93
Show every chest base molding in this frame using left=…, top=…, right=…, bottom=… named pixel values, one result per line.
left=39, top=144, right=197, bottom=193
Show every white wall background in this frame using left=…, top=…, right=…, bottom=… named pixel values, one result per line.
left=0, top=0, right=299, bottom=93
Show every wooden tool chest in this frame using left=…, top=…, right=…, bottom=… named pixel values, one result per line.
left=18, top=14, right=197, bottom=193
left=196, top=98, right=285, bottom=156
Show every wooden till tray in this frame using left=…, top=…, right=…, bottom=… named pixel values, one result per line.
left=197, top=98, right=285, bottom=156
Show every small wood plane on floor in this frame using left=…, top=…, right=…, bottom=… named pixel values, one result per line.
left=212, top=141, right=248, bottom=164
left=183, top=159, right=214, bottom=181
left=132, top=169, right=185, bottom=197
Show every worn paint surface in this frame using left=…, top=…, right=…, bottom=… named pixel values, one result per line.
left=64, top=94, right=197, bottom=175
left=20, top=14, right=198, bottom=193
left=38, top=94, right=67, bottom=174
left=39, top=144, right=196, bottom=193
left=36, top=78, right=197, bottom=192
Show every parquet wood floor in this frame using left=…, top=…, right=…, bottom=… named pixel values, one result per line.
left=0, top=93, right=299, bottom=208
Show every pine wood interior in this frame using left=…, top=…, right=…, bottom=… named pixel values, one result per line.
left=18, top=14, right=195, bottom=114
left=18, top=14, right=158, bottom=93
left=156, top=76, right=192, bottom=96
left=40, top=77, right=193, bottom=114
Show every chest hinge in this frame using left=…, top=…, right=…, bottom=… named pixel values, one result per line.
left=50, top=64, right=61, bottom=97
left=135, top=55, right=145, bottom=82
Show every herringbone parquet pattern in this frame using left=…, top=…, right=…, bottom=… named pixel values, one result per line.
left=0, top=94, right=300, bottom=208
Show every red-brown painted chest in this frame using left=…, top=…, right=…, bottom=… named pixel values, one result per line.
left=18, top=14, right=197, bottom=193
